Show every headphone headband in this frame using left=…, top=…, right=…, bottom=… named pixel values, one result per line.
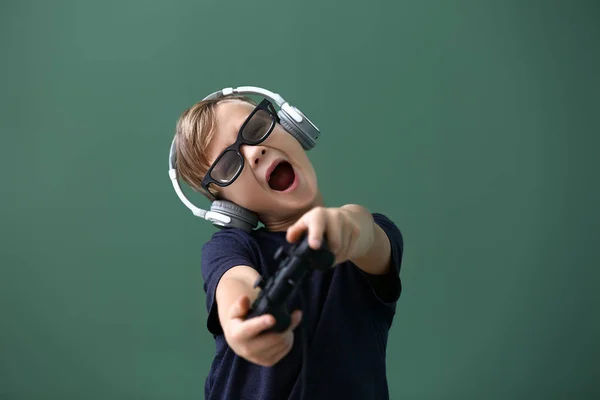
left=203, top=86, right=286, bottom=107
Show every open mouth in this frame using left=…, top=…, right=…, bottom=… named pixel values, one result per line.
left=267, top=161, right=296, bottom=191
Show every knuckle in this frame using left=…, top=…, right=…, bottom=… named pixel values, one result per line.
left=342, top=213, right=353, bottom=227
left=312, top=206, right=326, bottom=216
left=329, top=238, right=341, bottom=252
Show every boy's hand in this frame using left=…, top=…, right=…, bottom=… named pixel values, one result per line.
left=286, top=205, right=376, bottom=265
left=223, top=295, right=302, bottom=367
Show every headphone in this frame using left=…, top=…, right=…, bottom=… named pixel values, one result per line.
left=168, top=86, right=321, bottom=232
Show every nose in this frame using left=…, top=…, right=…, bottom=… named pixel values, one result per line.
left=241, top=145, right=267, bottom=168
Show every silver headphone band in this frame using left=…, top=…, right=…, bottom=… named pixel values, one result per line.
left=203, top=86, right=287, bottom=108
left=168, top=137, right=209, bottom=217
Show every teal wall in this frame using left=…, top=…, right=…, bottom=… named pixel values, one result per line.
left=2, top=1, right=599, bottom=398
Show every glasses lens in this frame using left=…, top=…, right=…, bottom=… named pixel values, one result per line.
left=211, top=150, right=242, bottom=184
left=241, top=109, right=274, bottom=143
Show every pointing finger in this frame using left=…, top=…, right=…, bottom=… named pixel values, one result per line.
left=286, top=219, right=308, bottom=244
left=306, top=210, right=326, bottom=249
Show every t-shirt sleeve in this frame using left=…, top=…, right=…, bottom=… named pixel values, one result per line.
left=360, top=213, right=404, bottom=308
left=200, top=229, right=258, bottom=335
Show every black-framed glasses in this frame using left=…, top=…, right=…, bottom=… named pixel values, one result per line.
left=201, top=98, right=279, bottom=193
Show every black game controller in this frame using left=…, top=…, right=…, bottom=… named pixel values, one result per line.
left=245, top=234, right=335, bottom=332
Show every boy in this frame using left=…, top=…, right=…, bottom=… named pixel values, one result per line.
left=173, top=89, right=404, bottom=399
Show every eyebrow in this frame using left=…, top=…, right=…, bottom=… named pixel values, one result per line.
left=215, top=114, right=243, bottom=154
left=229, top=106, right=253, bottom=142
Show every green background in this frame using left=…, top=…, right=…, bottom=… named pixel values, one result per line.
left=2, top=0, right=599, bottom=399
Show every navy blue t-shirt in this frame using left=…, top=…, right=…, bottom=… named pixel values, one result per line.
left=200, top=213, right=404, bottom=400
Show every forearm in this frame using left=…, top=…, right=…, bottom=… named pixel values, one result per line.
left=215, top=266, right=261, bottom=331
left=341, top=204, right=392, bottom=275
left=352, top=224, right=392, bottom=275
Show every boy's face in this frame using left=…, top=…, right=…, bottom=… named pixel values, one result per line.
left=206, top=100, right=320, bottom=228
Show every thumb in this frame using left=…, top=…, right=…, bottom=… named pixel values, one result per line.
left=286, top=309, right=303, bottom=333
left=228, top=295, right=250, bottom=320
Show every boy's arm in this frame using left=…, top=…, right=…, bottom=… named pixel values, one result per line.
left=215, top=266, right=262, bottom=331
left=342, top=205, right=404, bottom=304
left=351, top=222, right=393, bottom=275
left=341, top=204, right=395, bottom=275
left=213, top=265, right=304, bottom=367
left=285, top=204, right=403, bottom=304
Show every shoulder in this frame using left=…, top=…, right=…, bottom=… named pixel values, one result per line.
left=201, top=227, right=256, bottom=253
left=202, top=227, right=282, bottom=256
left=359, top=212, right=404, bottom=306
left=372, top=212, right=404, bottom=263
left=372, top=213, right=403, bottom=249
left=372, top=213, right=403, bottom=239
left=200, top=228, right=263, bottom=275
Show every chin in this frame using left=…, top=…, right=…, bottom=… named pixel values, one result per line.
left=284, top=186, right=321, bottom=211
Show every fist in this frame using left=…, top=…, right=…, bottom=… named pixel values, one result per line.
left=223, top=295, right=302, bottom=367
left=286, top=206, right=363, bottom=265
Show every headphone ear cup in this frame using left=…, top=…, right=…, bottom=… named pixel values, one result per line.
left=278, top=108, right=319, bottom=150
left=209, top=200, right=259, bottom=232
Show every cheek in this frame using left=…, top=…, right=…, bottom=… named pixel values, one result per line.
left=278, top=135, right=307, bottom=161
left=277, top=135, right=317, bottom=180
left=220, top=171, right=262, bottom=205
left=270, top=127, right=301, bottom=149
left=293, top=145, right=315, bottom=172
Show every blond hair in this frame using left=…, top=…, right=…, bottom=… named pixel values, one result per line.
left=174, top=94, right=256, bottom=197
